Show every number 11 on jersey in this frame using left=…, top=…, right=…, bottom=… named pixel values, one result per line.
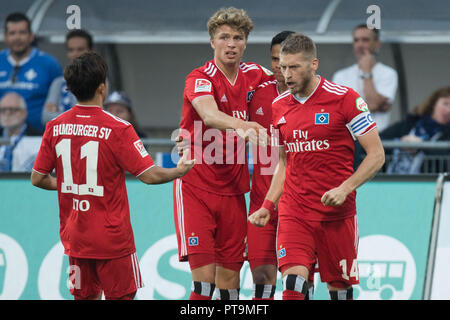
left=56, top=138, right=104, bottom=197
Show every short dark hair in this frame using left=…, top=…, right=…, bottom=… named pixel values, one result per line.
left=271, top=31, right=295, bottom=49
left=353, top=23, right=379, bottom=41
left=64, top=52, right=108, bottom=102
left=66, top=29, right=93, bottom=50
left=5, top=12, right=32, bottom=33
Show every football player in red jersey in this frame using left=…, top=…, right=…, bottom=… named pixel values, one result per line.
left=246, top=31, right=291, bottom=300
left=173, top=7, right=272, bottom=300
left=249, top=33, right=385, bottom=300
left=31, top=52, right=195, bottom=300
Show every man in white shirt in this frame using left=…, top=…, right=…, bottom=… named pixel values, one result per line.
left=332, top=24, right=398, bottom=132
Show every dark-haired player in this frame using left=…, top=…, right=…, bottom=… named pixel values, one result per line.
left=31, top=52, right=194, bottom=300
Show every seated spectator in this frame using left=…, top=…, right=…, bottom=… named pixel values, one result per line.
left=42, top=29, right=93, bottom=125
left=0, top=12, right=62, bottom=133
left=104, top=91, right=147, bottom=137
left=381, top=86, right=450, bottom=174
left=0, top=92, right=42, bottom=172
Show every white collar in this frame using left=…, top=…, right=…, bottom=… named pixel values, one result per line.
left=7, top=48, right=37, bottom=67
left=292, top=75, right=321, bottom=104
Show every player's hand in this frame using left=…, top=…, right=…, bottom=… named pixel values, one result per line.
left=175, top=135, right=190, bottom=156
left=176, top=150, right=195, bottom=176
left=236, top=121, right=269, bottom=146
left=248, top=207, right=271, bottom=227
left=321, top=186, right=350, bottom=207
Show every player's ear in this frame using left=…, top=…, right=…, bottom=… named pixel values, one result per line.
left=98, top=82, right=107, bottom=101
left=312, top=58, right=319, bottom=72
left=210, top=38, right=216, bottom=50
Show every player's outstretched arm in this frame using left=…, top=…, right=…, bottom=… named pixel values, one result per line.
left=249, top=147, right=286, bottom=227
left=321, top=128, right=385, bottom=206
left=30, top=170, right=57, bottom=190
left=138, top=151, right=195, bottom=185
left=192, top=95, right=269, bottom=146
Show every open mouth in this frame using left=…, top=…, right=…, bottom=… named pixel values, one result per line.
left=286, top=81, right=296, bottom=89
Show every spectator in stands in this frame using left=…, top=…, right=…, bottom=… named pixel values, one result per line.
left=0, top=92, right=41, bottom=172
left=332, top=24, right=398, bottom=132
left=381, top=86, right=450, bottom=174
left=42, top=29, right=93, bottom=126
left=104, top=91, right=146, bottom=137
left=0, top=12, right=62, bottom=133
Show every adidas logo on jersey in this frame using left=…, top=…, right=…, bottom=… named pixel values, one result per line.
left=221, top=94, right=228, bottom=103
left=277, top=116, right=286, bottom=125
left=256, top=107, right=264, bottom=116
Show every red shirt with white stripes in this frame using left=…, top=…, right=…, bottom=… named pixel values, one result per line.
left=248, top=80, right=281, bottom=211
left=272, top=76, right=376, bottom=221
left=180, top=59, right=274, bottom=195
left=33, top=105, right=155, bottom=259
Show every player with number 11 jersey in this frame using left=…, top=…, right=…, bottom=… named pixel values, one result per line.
left=33, top=106, right=154, bottom=259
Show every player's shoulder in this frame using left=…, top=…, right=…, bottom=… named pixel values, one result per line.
left=46, top=108, right=73, bottom=126
left=272, top=89, right=291, bottom=106
left=240, top=62, right=273, bottom=77
left=189, top=60, right=217, bottom=79
left=256, top=79, right=277, bottom=90
left=320, top=78, right=358, bottom=100
left=100, top=109, right=133, bottom=128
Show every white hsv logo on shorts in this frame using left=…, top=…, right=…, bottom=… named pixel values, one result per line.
left=194, top=79, right=212, bottom=93
left=188, top=236, right=199, bottom=246
left=134, top=140, right=149, bottom=158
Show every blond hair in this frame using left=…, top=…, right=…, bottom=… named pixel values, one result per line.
left=207, top=7, right=254, bottom=39
left=280, top=33, right=317, bottom=60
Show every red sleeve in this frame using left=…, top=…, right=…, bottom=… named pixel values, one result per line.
left=184, top=71, right=215, bottom=103
left=258, top=65, right=275, bottom=84
left=271, top=102, right=285, bottom=147
left=32, top=123, right=56, bottom=174
left=342, top=88, right=377, bottom=136
left=341, top=88, right=367, bottom=121
left=115, top=125, right=155, bottom=176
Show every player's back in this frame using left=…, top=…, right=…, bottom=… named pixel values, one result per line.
left=35, top=105, right=154, bottom=259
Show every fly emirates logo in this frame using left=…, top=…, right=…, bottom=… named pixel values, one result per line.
left=284, top=129, right=330, bottom=153
left=231, top=110, right=248, bottom=121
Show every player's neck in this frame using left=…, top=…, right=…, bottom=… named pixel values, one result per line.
left=296, top=75, right=320, bottom=98
left=214, top=59, right=239, bottom=84
left=78, top=95, right=103, bottom=108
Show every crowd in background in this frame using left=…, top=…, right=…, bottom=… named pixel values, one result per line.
left=0, top=12, right=449, bottom=173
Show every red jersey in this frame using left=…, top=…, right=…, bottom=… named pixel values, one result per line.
left=272, top=77, right=376, bottom=221
left=180, top=60, right=273, bottom=195
left=248, top=80, right=280, bottom=210
left=33, top=105, right=155, bottom=259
